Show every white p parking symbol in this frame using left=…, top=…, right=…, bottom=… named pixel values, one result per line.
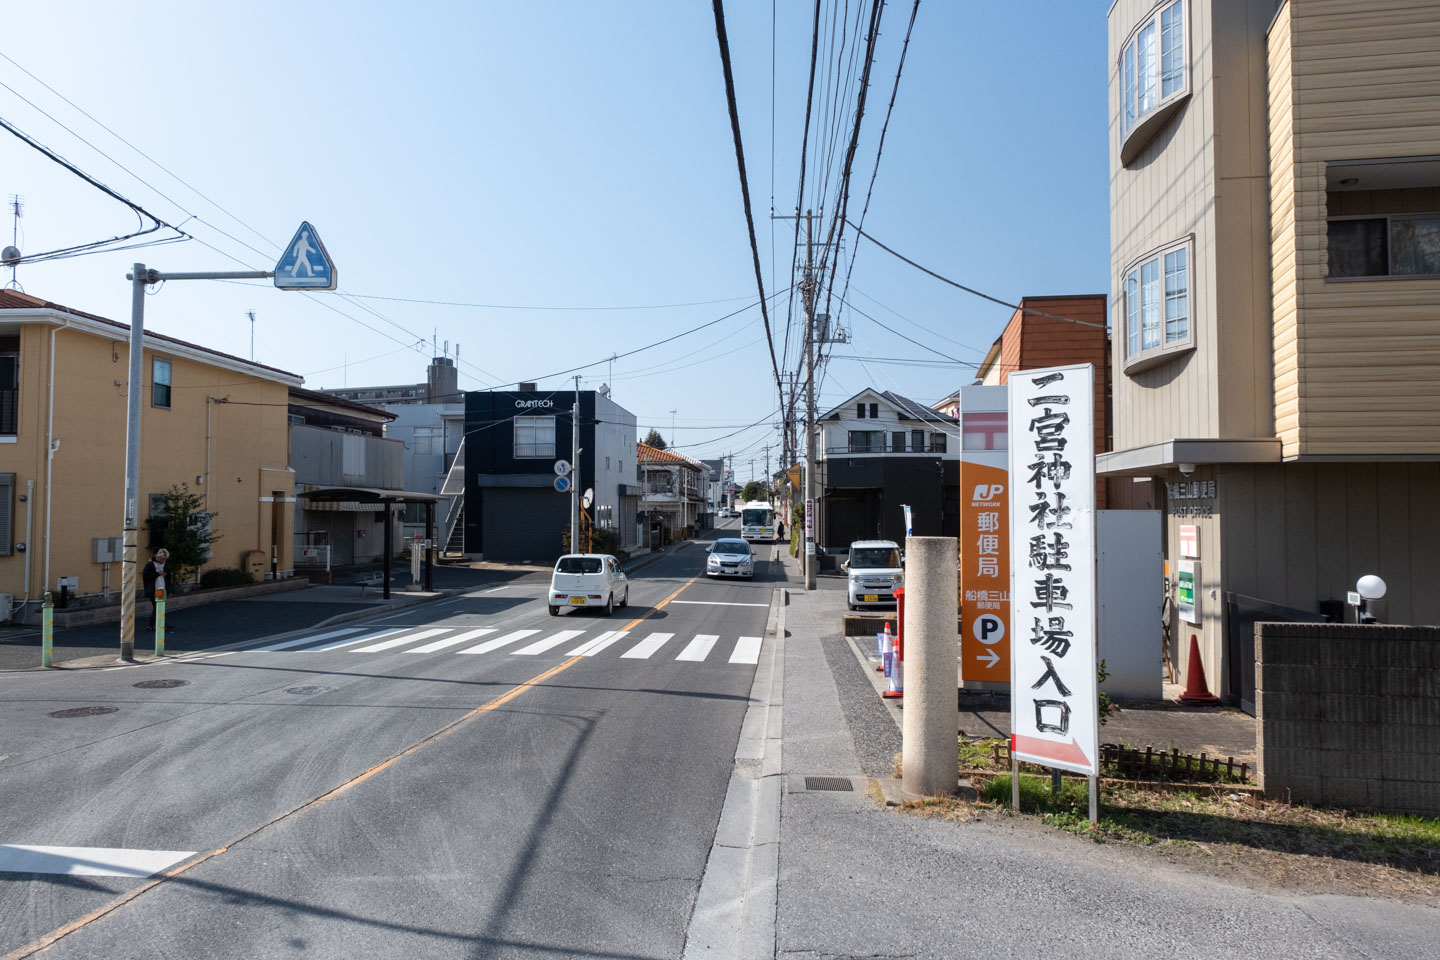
left=972, top=615, right=1005, bottom=645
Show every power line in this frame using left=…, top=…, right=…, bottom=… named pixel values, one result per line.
left=711, top=0, right=786, bottom=414
left=846, top=221, right=1109, bottom=330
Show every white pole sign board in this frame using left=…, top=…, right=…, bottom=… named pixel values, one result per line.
left=1007, top=363, right=1099, bottom=776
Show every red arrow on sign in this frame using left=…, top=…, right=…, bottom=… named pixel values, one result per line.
left=1011, top=734, right=1091, bottom=770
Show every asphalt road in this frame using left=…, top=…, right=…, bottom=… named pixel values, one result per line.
left=0, top=533, right=783, bottom=959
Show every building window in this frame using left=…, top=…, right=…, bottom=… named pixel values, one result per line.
left=152, top=357, right=172, bottom=408
left=869, top=403, right=878, bottom=419
left=856, top=403, right=866, bottom=418
left=1328, top=216, right=1440, bottom=279
left=911, top=429, right=924, bottom=452
left=1123, top=237, right=1194, bottom=373
left=514, top=415, right=556, bottom=458
left=0, top=354, right=16, bottom=436
left=892, top=431, right=906, bottom=452
left=930, top=433, right=947, bottom=454
left=0, top=472, right=12, bottom=555
left=412, top=426, right=441, bottom=456
left=1119, top=0, right=1189, bottom=164
left=847, top=430, right=884, bottom=453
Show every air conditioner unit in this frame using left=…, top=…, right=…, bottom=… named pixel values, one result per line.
left=0, top=593, right=13, bottom=623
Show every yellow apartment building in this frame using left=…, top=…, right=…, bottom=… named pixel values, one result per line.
left=1101, top=0, right=1440, bottom=709
left=0, top=290, right=301, bottom=621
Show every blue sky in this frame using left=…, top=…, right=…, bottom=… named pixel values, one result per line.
left=1, top=2, right=1110, bottom=483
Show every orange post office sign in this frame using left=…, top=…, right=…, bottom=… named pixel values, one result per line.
left=958, top=386, right=1010, bottom=682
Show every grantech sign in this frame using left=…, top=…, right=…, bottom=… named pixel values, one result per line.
left=515, top=399, right=554, bottom=409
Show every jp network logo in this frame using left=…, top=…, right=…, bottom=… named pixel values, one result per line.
left=973, top=484, right=1004, bottom=501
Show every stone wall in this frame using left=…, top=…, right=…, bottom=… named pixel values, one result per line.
left=1255, top=623, right=1440, bottom=817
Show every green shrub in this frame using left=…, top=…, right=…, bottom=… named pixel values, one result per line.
left=199, top=567, right=255, bottom=589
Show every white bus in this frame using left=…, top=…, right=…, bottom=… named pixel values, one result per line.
left=739, top=501, right=776, bottom=542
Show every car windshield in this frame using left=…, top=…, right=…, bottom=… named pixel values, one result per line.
left=713, top=541, right=749, bottom=556
left=849, top=547, right=900, bottom=569
left=742, top=509, right=771, bottom=525
left=556, top=556, right=603, bottom=574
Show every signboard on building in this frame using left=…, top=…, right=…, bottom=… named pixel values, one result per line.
left=1178, top=524, right=1198, bottom=558
left=1177, top=558, right=1199, bottom=624
left=1007, top=364, right=1099, bottom=777
left=958, top=385, right=1010, bottom=682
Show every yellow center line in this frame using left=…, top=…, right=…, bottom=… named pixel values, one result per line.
left=5, top=575, right=700, bottom=960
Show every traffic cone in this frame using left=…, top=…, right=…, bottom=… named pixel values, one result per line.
left=883, top=622, right=903, bottom=699
left=1176, top=634, right=1219, bottom=705
left=876, top=622, right=893, bottom=671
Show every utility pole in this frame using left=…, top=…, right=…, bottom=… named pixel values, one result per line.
left=803, top=209, right=817, bottom=590
left=247, top=310, right=256, bottom=361
left=571, top=375, right=581, bottom=554
left=763, top=444, right=770, bottom=494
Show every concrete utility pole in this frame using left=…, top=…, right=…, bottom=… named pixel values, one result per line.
left=902, top=536, right=961, bottom=797
left=803, top=209, right=817, bottom=591
left=571, top=375, right=581, bottom=554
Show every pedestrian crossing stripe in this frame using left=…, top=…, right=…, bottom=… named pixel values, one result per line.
left=247, top=626, right=762, bottom=664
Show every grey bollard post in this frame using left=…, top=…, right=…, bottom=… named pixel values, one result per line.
left=902, top=536, right=960, bottom=797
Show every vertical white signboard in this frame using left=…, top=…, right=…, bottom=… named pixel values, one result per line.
left=1008, top=364, right=1098, bottom=776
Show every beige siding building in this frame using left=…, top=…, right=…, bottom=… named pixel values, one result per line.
left=1101, top=0, right=1440, bottom=705
left=0, top=291, right=301, bottom=620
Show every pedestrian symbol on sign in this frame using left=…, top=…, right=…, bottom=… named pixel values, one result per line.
left=274, top=221, right=337, bottom=290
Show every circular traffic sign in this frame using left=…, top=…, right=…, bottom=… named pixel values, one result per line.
left=554, top=475, right=571, bottom=493
left=554, top=459, right=572, bottom=476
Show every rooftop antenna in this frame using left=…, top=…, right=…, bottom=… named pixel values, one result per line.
left=246, top=310, right=256, bottom=361
left=3, top=195, right=23, bottom=291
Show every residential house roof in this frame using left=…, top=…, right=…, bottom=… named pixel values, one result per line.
left=0, top=289, right=303, bottom=384
left=819, top=387, right=952, bottom=424
left=637, top=442, right=704, bottom=469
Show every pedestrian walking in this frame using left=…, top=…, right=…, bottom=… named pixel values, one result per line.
left=142, top=549, right=168, bottom=630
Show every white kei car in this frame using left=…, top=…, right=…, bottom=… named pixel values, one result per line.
left=548, top=554, right=630, bottom=616
left=842, top=540, right=903, bottom=610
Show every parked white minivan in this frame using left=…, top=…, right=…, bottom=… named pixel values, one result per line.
left=549, top=554, right=630, bottom=616
left=842, top=540, right=903, bottom=611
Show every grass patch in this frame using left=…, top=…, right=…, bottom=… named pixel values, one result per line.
left=981, top=773, right=1089, bottom=815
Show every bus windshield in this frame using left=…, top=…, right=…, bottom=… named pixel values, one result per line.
left=742, top=508, right=772, bottom=526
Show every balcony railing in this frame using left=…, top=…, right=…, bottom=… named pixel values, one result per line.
left=825, top=441, right=947, bottom=455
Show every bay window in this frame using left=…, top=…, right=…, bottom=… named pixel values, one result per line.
left=1120, top=0, right=1189, bottom=164
left=1123, top=237, right=1193, bottom=373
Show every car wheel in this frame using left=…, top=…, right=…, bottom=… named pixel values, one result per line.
left=548, top=605, right=559, bottom=617
left=620, top=587, right=629, bottom=608
left=604, top=593, right=614, bottom=617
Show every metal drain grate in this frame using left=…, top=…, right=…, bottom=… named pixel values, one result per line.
left=49, top=706, right=119, bottom=719
left=133, top=679, right=189, bottom=689
left=804, top=776, right=854, bottom=792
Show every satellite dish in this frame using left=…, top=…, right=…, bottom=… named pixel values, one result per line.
left=1, top=246, right=20, bottom=266
left=582, top=488, right=594, bottom=509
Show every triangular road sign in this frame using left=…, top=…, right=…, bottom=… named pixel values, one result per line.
left=274, top=221, right=337, bottom=290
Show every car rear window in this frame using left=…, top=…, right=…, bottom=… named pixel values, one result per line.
left=557, top=557, right=603, bottom=574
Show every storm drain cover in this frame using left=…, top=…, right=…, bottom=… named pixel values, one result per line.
left=285, top=685, right=337, bottom=696
left=804, top=776, right=854, bottom=792
left=133, top=679, right=189, bottom=690
left=48, top=706, right=119, bottom=719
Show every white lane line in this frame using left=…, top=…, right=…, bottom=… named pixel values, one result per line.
left=668, top=600, right=770, bottom=608
left=676, top=635, right=719, bottom=662
left=457, top=629, right=540, bottom=655
left=621, top=633, right=675, bottom=659
left=351, top=628, right=449, bottom=653
left=729, top=636, right=763, bottom=665
left=309, top=629, right=405, bottom=652
left=512, top=630, right=585, bottom=656
left=407, top=628, right=496, bottom=653
left=569, top=631, right=628, bottom=656
left=252, top=627, right=367, bottom=653
left=0, top=844, right=196, bottom=878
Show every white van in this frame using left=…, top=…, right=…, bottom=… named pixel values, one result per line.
left=841, top=540, right=903, bottom=611
left=548, top=554, right=630, bottom=616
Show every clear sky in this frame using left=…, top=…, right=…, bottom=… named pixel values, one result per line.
left=1, top=2, right=1110, bottom=484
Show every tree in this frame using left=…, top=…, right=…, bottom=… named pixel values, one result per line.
left=643, top=429, right=667, bottom=450
left=145, top=483, right=220, bottom=584
left=740, top=481, right=767, bottom=503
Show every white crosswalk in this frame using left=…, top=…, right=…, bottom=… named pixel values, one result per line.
left=247, top=625, right=763, bottom=665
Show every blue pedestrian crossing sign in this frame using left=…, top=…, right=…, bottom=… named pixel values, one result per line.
left=274, top=221, right=337, bottom=290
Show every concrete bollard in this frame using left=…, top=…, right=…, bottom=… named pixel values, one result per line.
left=901, top=536, right=960, bottom=797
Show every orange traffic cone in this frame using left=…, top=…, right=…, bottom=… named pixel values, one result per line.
left=1176, top=634, right=1220, bottom=705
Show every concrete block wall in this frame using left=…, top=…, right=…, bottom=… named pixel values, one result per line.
left=1255, top=623, right=1440, bottom=816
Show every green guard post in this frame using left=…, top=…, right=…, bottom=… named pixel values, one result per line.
left=41, top=591, right=53, bottom=668
left=154, top=588, right=166, bottom=657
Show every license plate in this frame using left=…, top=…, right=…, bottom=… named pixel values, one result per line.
left=569, top=597, right=586, bottom=605
left=862, top=594, right=879, bottom=602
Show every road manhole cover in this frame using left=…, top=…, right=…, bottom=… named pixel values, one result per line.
left=133, top=679, right=190, bottom=690
left=48, top=706, right=119, bottom=719
left=285, top=685, right=337, bottom=696
left=804, top=776, right=854, bottom=792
